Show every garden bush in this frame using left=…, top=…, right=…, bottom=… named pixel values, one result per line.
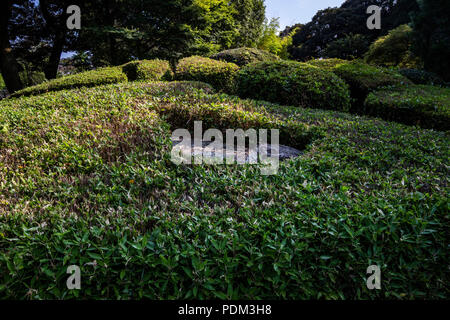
left=11, top=66, right=127, bottom=97
left=306, top=58, right=348, bottom=71
left=235, top=60, right=351, bottom=112
left=210, top=47, right=279, bottom=67
left=364, top=84, right=450, bottom=131
left=122, top=59, right=173, bottom=81
left=332, top=61, right=412, bottom=111
left=397, top=69, right=446, bottom=86
left=174, top=56, right=239, bottom=92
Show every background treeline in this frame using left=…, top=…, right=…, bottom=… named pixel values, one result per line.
left=1, top=0, right=449, bottom=93
left=0, top=0, right=266, bottom=92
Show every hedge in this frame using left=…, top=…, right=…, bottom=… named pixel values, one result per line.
left=397, top=69, right=446, bottom=86
left=306, top=58, right=348, bottom=71
left=174, top=56, right=239, bottom=92
left=11, top=66, right=127, bottom=97
left=235, top=60, right=351, bottom=112
left=332, top=61, right=412, bottom=111
left=122, top=59, right=173, bottom=81
left=210, top=47, right=279, bottom=67
left=364, top=84, right=450, bottom=131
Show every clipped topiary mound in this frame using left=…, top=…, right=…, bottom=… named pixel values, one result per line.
left=11, top=66, right=127, bottom=97
left=211, top=47, right=279, bottom=67
left=174, top=56, right=239, bottom=92
left=306, top=58, right=348, bottom=71
left=398, top=69, right=446, bottom=86
left=235, top=60, right=351, bottom=112
left=333, top=61, right=412, bottom=111
left=364, top=84, right=450, bottom=131
left=122, top=59, right=173, bottom=81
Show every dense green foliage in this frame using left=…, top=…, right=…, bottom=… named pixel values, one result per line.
left=411, top=0, right=450, bottom=81
left=365, top=25, right=421, bottom=68
left=0, top=81, right=448, bottom=299
left=10, top=67, right=127, bottom=97
left=324, top=34, right=369, bottom=60
left=231, top=0, right=266, bottom=47
left=332, top=61, right=412, bottom=110
left=0, top=74, right=5, bottom=89
left=236, top=60, right=351, bottom=112
left=175, top=56, right=239, bottom=92
left=122, top=59, right=173, bottom=81
left=306, top=58, right=348, bottom=71
left=290, top=0, right=419, bottom=60
left=397, top=69, right=446, bottom=86
left=211, top=47, right=279, bottom=67
left=256, top=18, right=295, bottom=59
left=364, top=85, right=450, bottom=131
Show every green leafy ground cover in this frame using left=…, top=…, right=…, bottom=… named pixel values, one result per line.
left=0, top=80, right=448, bottom=299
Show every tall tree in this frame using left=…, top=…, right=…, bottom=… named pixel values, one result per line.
left=411, top=0, right=450, bottom=81
left=39, top=0, right=76, bottom=79
left=231, top=0, right=265, bottom=47
left=290, top=0, right=419, bottom=61
left=0, top=0, right=24, bottom=93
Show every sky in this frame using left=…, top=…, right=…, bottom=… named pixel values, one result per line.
left=265, top=0, right=346, bottom=30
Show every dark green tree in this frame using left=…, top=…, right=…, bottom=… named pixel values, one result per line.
left=230, top=0, right=265, bottom=47
left=411, top=0, right=450, bottom=81
left=0, top=0, right=25, bottom=92
left=290, top=0, right=419, bottom=61
left=324, top=33, right=369, bottom=60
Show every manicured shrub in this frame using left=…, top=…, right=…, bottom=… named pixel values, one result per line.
left=235, top=60, right=351, bottom=112
left=174, top=56, right=239, bottom=92
left=122, top=59, right=173, bottom=81
left=210, top=47, right=279, bottom=67
left=364, top=84, right=450, bottom=130
left=333, top=61, right=412, bottom=111
left=306, top=58, right=348, bottom=71
left=11, top=66, right=127, bottom=97
left=398, top=69, right=446, bottom=86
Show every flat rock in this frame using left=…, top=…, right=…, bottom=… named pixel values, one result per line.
left=171, top=139, right=302, bottom=163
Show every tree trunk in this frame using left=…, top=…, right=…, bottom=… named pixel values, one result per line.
left=0, top=1, right=23, bottom=93
left=44, top=32, right=65, bottom=79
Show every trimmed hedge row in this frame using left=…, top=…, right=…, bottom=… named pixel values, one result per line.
left=332, top=61, right=412, bottom=111
left=210, top=47, right=279, bottom=67
left=11, top=59, right=174, bottom=98
left=11, top=66, right=128, bottom=97
left=174, top=56, right=239, bottom=92
left=235, top=60, right=351, bottom=112
left=397, top=69, right=446, bottom=86
left=122, top=59, right=173, bottom=81
left=364, top=84, right=450, bottom=131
